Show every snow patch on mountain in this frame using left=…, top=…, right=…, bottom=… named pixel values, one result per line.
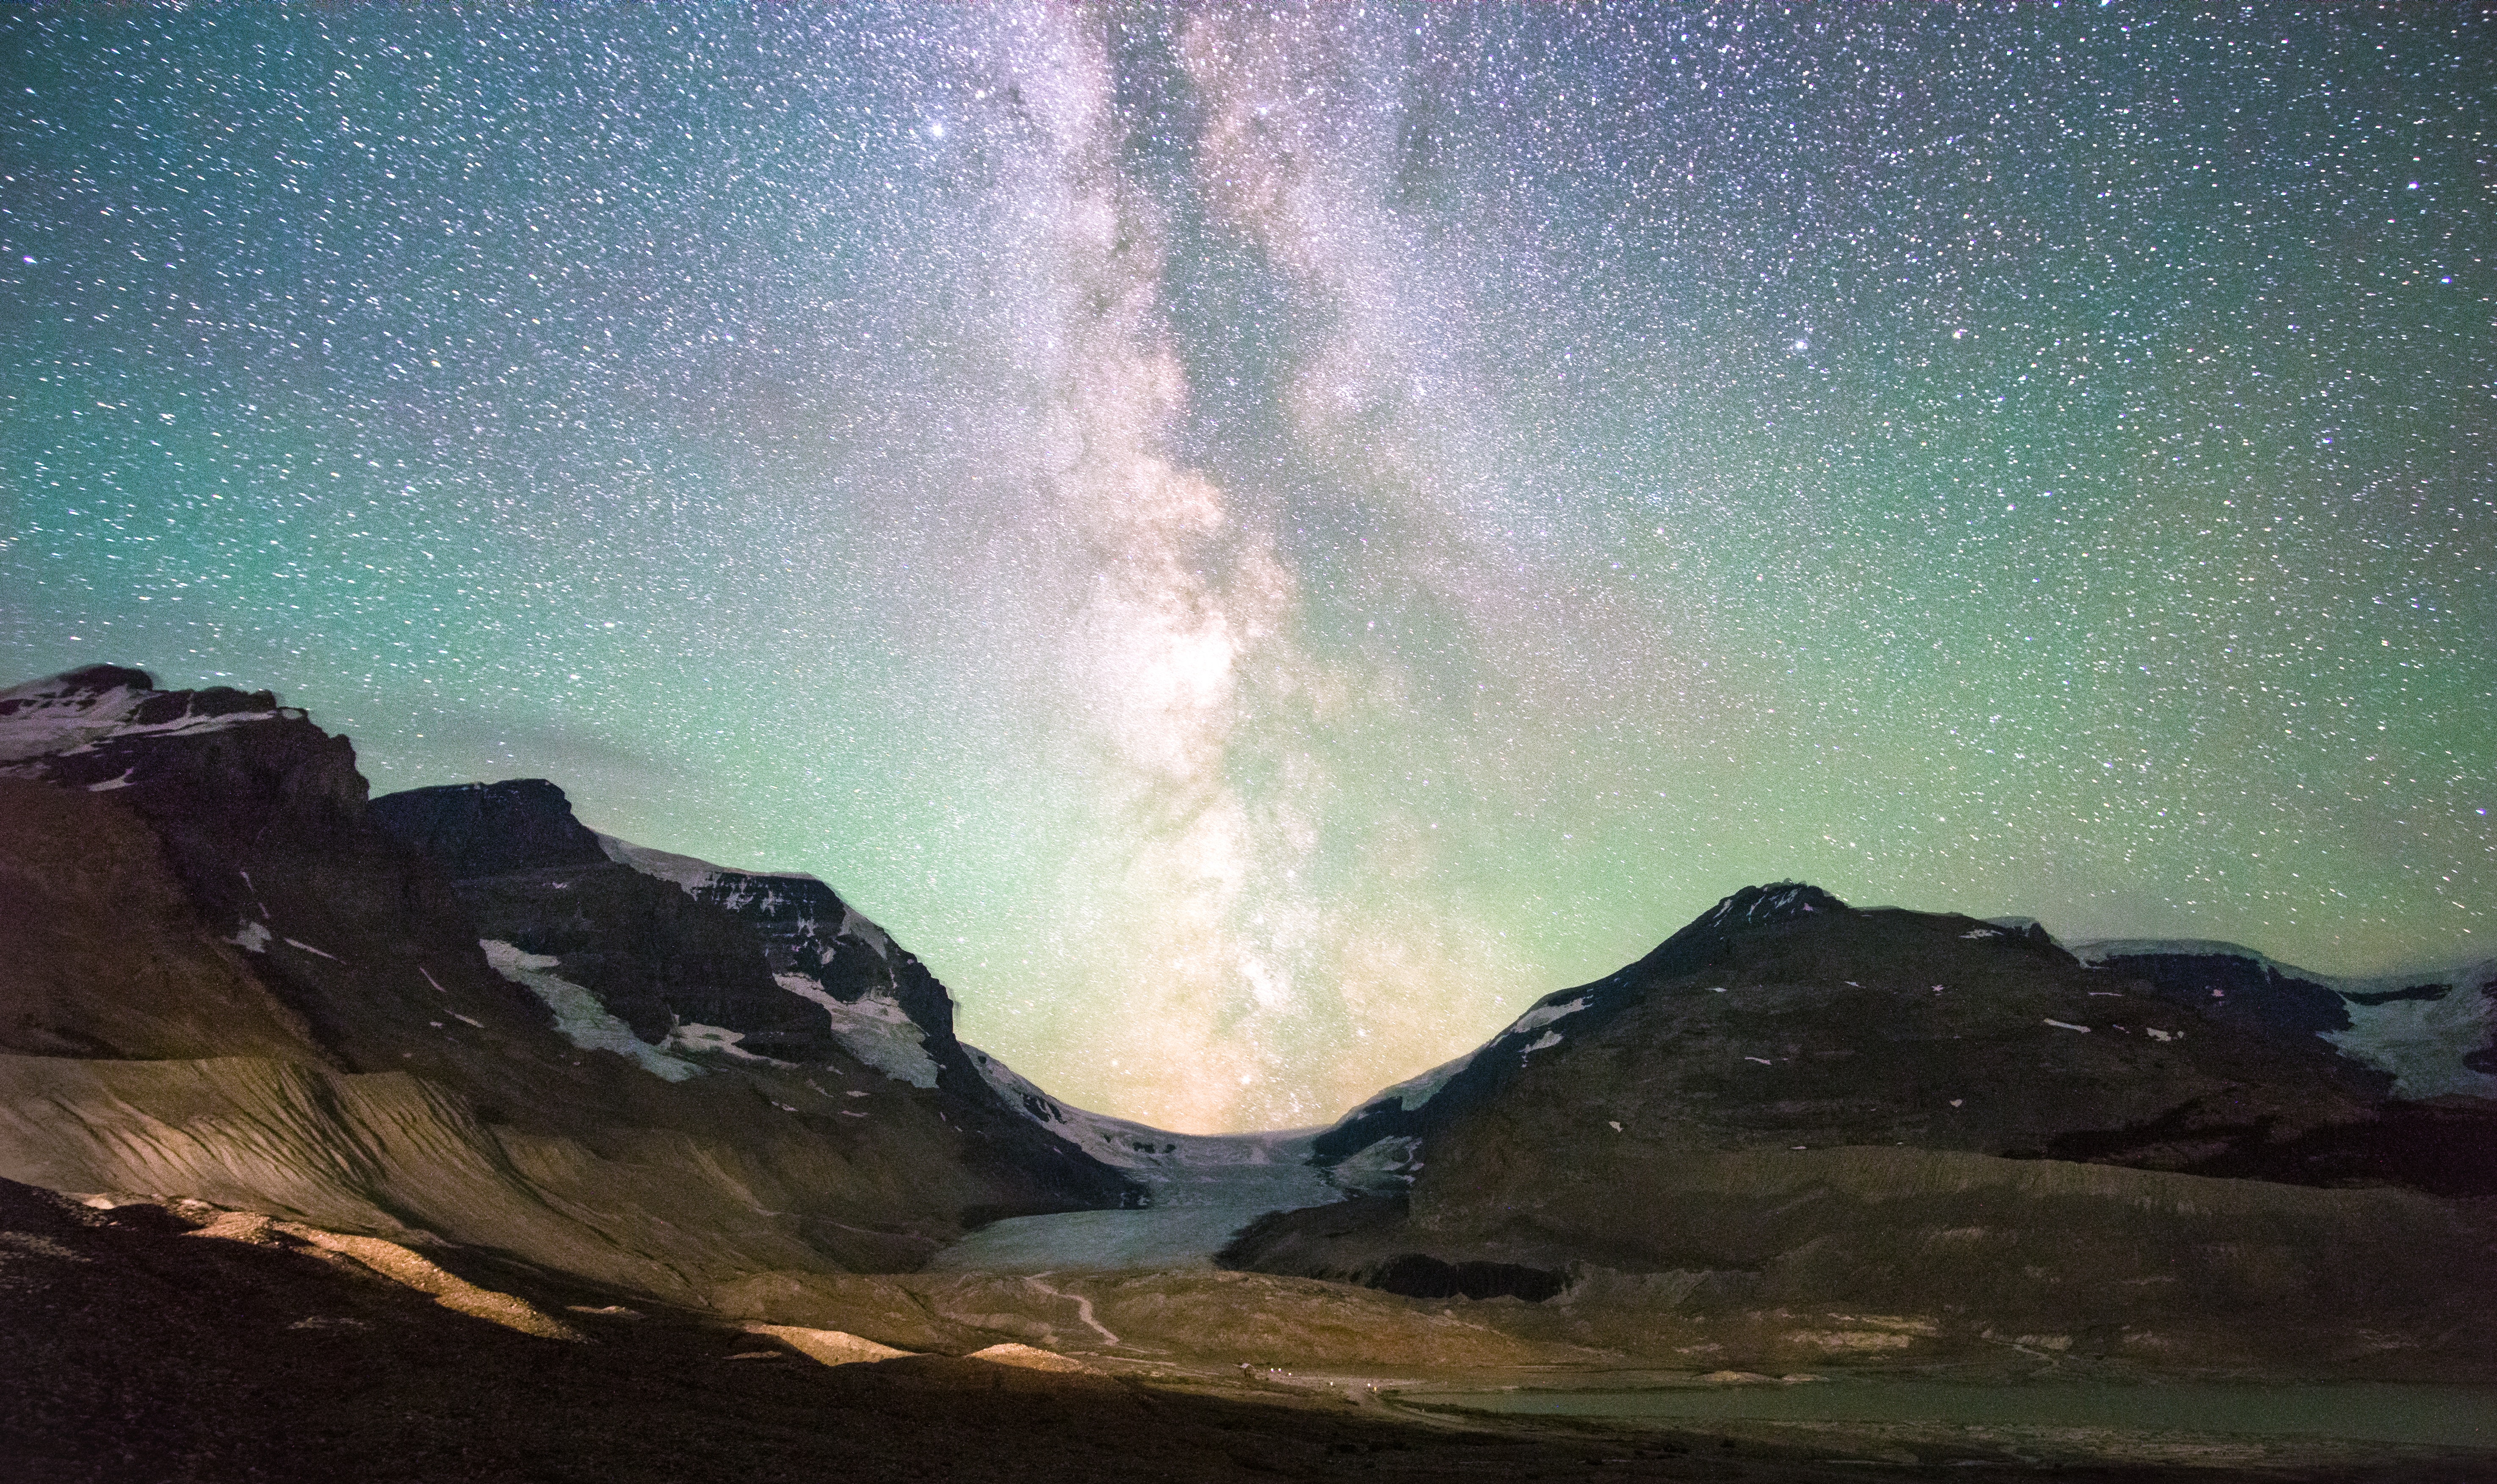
left=0, top=669, right=287, bottom=765
left=2071, top=937, right=2284, bottom=969
left=665, top=1022, right=792, bottom=1066
left=774, top=972, right=939, bottom=1087
left=1329, top=1135, right=1422, bottom=1195
left=1358, top=995, right=1592, bottom=1118
left=597, top=833, right=863, bottom=924
left=596, top=834, right=740, bottom=892
left=480, top=939, right=702, bottom=1081
left=1509, top=995, right=1589, bottom=1038
left=1371, top=1051, right=1475, bottom=1114
left=835, top=903, right=893, bottom=960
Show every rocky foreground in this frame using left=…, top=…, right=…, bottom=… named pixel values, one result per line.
left=6, top=1178, right=2486, bottom=1484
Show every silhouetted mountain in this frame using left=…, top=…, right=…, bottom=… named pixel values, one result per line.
left=1223, top=884, right=2497, bottom=1370
left=0, top=666, right=1137, bottom=1301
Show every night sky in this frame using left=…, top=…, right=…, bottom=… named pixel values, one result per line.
left=5, top=4, right=2490, bottom=1131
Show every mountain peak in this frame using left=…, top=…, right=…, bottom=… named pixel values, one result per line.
left=17, top=663, right=156, bottom=697
left=1615, top=881, right=1854, bottom=985
left=0, top=665, right=294, bottom=768
left=367, top=779, right=609, bottom=878
left=1695, top=881, right=1850, bottom=931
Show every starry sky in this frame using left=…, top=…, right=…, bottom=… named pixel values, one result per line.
left=4, top=4, right=2491, bottom=1131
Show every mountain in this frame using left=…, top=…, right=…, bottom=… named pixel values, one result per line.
left=365, top=776, right=1260, bottom=1185
left=0, top=665, right=1135, bottom=1302
left=1221, top=884, right=2497, bottom=1370
left=2065, top=937, right=2497, bottom=1100
left=9, top=663, right=2496, bottom=1398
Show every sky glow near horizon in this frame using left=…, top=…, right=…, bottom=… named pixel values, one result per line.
left=3, top=4, right=2491, bottom=1131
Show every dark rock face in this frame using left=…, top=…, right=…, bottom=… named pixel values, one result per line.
left=1315, top=883, right=2071, bottom=1169
left=1231, top=883, right=2497, bottom=1337
left=366, top=780, right=1056, bottom=1123
left=376, top=780, right=813, bottom=1048
left=2087, top=949, right=2356, bottom=1038
left=361, top=781, right=1144, bottom=1208
left=1217, top=1197, right=1568, bottom=1302
left=0, top=778, right=322, bottom=1061
left=2040, top=1096, right=2497, bottom=1199
left=1, top=667, right=534, bottom=1071
left=666, top=866, right=964, bottom=1063
left=455, top=859, right=805, bottom=1050
left=368, top=778, right=608, bottom=877
left=1318, top=883, right=2412, bottom=1183
left=2071, top=942, right=2497, bottom=1101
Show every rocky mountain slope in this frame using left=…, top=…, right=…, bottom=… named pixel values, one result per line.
left=1222, top=884, right=2497, bottom=1373
left=0, top=665, right=1136, bottom=1302
left=366, top=775, right=1261, bottom=1185
left=2066, top=937, right=2497, bottom=1101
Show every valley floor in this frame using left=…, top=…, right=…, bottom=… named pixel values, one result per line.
left=8, top=1176, right=2494, bottom=1484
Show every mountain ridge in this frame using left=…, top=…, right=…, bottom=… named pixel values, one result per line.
left=0, top=665, right=1140, bottom=1303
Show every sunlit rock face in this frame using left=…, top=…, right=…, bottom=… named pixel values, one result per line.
left=1223, top=884, right=2497, bottom=1371
left=0, top=666, right=1139, bottom=1297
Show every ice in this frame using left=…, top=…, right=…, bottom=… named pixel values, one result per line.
left=2073, top=940, right=2496, bottom=1099
left=479, top=938, right=702, bottom=1081
left=593, top=833, right=726, bottom=891
left=967, top=1044, right=1327, bottom=1175
left=665, top=1022, right=793, bottom=1065
left=596, top=831, right=827, bottom=900
left=926, top=1124, right=1339, bottom=1274
left=2325, top=987, right=2497, bottom=1100
left=774, top=971, right=940, bottom=1087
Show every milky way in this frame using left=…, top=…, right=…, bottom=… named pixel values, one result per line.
left=5, top=5, right=2490, bottom=1130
